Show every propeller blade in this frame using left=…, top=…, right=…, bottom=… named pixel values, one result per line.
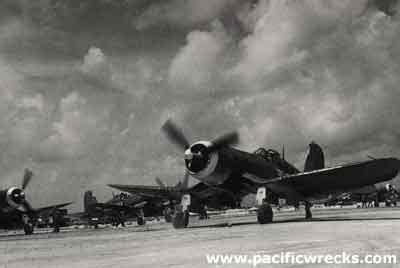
left=22, top=168, right=34, bottom=190
left=176, top=171, right=190, bottom=190
left=23, top=200, right=35, bottom=214
left=209, top=131, right=239, bottom=152
left=155, top=177, right=167, bottom=188
left=182, top=171, right=189, bottom=190
left=162, top=119, right=190, bottom=151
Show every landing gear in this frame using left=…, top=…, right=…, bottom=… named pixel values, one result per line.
left=137, top=217, right=145, bottom=226
left=256, top=187, right=274, bottom=224
left=257, top=202, right=273, bottom=224
left=305, top=202, right=312, bottom=220
left=136, top=209, right=146, bottom=226
left=164, top=207, right=172, bottom=223
left=22, top=214, right=34, bottom=235
left=23, top=223, right=34, bottom=235
left=172, top=205, right=189, bottom=229
left=172, top=194, right=191, bottom=229
left=198, top=205, right=208, bottom=220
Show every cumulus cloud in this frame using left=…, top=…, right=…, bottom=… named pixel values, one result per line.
left=168, top=21, right=230, bottom=89
left=1, top=0, right=400, bottom=210
left=80, top=46, right=112, bottom=84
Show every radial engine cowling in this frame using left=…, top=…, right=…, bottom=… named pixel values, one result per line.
left=184, top=141, right=231, bottom=185
left=5, top=187, right=26, bottom=209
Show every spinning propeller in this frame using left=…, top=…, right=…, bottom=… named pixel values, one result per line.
left=161, top=119, right=239, bottom=174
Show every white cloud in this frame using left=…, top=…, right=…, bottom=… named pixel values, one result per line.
left=80, top=46, right=112, bottom=83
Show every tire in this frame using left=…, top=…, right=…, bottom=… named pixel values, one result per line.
left=257, top=203, right=273, bottom=224
left=164, top=213, right=172, bottom=223
left=172, top=211, right=189, bottom=229
left=164, top=208, right=172, bottom=223
left=137, top=217, right=146, bottom=226
left=23, top=223, right=34, bottom=235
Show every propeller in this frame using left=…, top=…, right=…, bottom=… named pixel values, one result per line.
left=162, top=119, right=239, bottom=174
left=21, top=168, right=34, bottom=213
left=207, top=131, right=239, bottom=153
left=155, top=172, right=190, bottom=191
left=22, top=168, right=33, bottom=190
left=162, top=119, right=190, bottom=151
left=155, top=177, right=167, bottom=188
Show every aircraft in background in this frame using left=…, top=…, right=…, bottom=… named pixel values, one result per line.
left=325, top=183, right=399, bottom=207
left=109, top=171, right=246, bottom=222
left=159, top=119, right=400, bottom=228
left=0, top=168, right=72, bottom=235
left=70, top=190, right=166, bottom=227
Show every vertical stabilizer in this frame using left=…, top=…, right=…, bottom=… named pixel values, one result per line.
left=304, top=142, right=325, bottom=172
left=84, top=191, right=98, bottom=214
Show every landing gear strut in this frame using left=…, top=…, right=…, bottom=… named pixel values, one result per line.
left=305, top=202, right=312, bottom=220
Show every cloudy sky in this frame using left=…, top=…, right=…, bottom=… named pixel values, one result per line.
left=0, top=0, right=399, bottom=211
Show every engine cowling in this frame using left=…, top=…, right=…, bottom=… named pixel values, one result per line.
left=6, top=187, right=26, bottom=210
left=184, top=141, right=231, bottom=185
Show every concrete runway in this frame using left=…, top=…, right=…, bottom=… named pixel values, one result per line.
left=1, top=207, right=400, bottom=268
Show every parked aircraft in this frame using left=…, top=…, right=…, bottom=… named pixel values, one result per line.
left=71, top=190, right=166, bottom=227
left=0, top=168, right=71, bottom=234
left=160, top=119, right=400, bottom=228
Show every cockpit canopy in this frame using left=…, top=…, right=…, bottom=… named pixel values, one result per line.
left=254, top=148, right=281, bottom=162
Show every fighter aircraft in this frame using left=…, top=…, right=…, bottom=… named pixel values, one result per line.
left=326, top=183, right=399, bottom=207
left=70, top=190, right=166, bottom=227
left=108, top=170, right=248, bottom=223
left=108, top=177, right=186, bottom=222
left=159, top=119, right=400, bottom=228
left=0, top=168, right=72, bottom=234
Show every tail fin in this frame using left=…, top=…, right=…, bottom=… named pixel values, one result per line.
left=304, top=141, right=325, bottom=172
left=83, top=190, right=98, bottom=214
left=155, top=177, right=167, bottom=188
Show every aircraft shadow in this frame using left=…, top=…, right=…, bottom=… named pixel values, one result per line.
left=188, top=217, right=400, bottom=229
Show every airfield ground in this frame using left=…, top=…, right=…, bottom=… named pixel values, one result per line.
left=1, top=207, right=400, bottom=268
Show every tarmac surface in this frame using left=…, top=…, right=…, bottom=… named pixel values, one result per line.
left=1, top=206, right=400, bottom=268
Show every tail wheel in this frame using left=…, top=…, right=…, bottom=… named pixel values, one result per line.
left=257, top=203, right=273, bottom=224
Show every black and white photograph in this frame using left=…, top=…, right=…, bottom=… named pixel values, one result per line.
left=1, top=1, right=400, bottom=267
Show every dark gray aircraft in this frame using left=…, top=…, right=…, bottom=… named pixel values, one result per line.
left=108, top=175, right=199, bottom=222
left=71, top=190, right=166, bottom=227
left=109, top=171, right=249, bottom=223
left=159, top=119, right=400, bottom=228
left=0, top=169, right=72, bottom=234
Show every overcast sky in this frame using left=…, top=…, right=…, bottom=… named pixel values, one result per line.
left=0, top=0, right=399, bottom=211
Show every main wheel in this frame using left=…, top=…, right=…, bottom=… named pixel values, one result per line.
left=23, top=223, right=34, bottom=235
left=137, top=217, right=146, bottom=226
left=172, top=211, right=189, bottom=229
left=164, top=208, right=172, bottom=223
left=257, top=203, right=273, bottom=224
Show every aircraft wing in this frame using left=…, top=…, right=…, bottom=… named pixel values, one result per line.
left=107, top=184, right=170, bottom=199
left=34, top=202, right=72, bottom=216
left=187, top=183, right=239, bottom=200
left=94, top=201, right=147, bottom=210
left=257, top=159, right=398, bottom=198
